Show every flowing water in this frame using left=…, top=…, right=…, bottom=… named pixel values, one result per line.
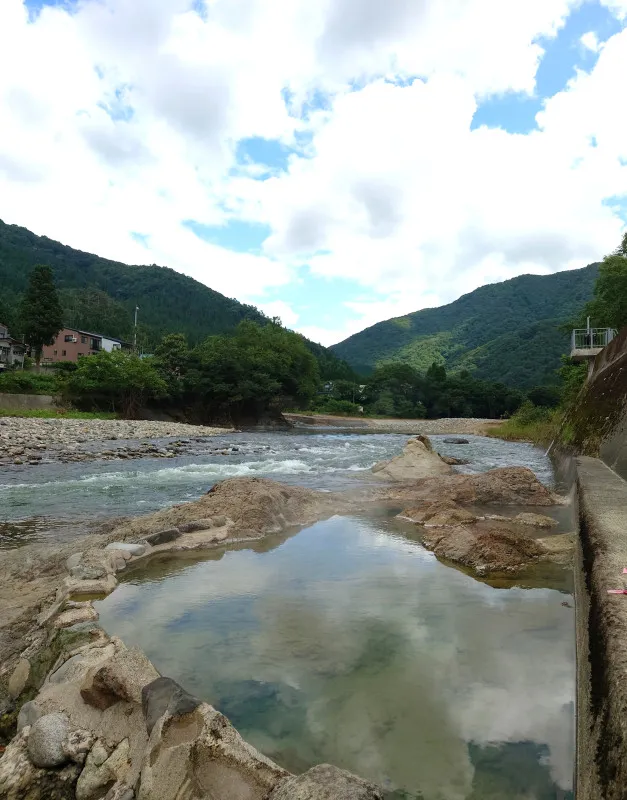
left=0, top=432, right=558, bottom=547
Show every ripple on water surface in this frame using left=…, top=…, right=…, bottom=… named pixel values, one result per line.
left=96, top=512, right=575, bottom=800
left=0, top=432, right=556, bottom=547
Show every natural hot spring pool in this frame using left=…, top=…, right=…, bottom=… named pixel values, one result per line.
left=96, top=512, right=575, bottom=799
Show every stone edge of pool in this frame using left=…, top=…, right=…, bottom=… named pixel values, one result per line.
left=575, top=456, right=627, bottom=800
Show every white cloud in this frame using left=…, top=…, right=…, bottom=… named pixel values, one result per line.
left=0, top=0, right=625, bottom=345
left=580, top=31, right=601, bottom=52
left=255, top=300, right=300, bottom=327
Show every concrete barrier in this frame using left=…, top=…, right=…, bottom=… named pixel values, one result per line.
left=575, top=456, right=627, bottom=800
left=0, top=393, right=56, bottom=411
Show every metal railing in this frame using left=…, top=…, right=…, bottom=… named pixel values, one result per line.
left=571, top=328, right=616, bottom=351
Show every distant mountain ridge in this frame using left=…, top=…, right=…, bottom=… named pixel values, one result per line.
left=331, top=265, right=599, bottom=388
left=0, top=219, right=354, bottom=380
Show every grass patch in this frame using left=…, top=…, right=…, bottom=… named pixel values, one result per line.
left=487, top=401, right=562, bottom=446
left=0, top=408, right=119, bottom=419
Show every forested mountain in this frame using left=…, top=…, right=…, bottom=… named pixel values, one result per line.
left=0, top=219, right=354, bottom=380
left=331, top=265, right=600, bottom=388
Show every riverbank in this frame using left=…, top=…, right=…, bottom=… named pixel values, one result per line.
left=0, top=418, right=231, bottom=467
left=284, top=412, right=500, bottom=434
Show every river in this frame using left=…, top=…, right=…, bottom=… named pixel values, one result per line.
left=0, top=430, right=556, bottom=547
left=1, top=429, right=575, bottom=798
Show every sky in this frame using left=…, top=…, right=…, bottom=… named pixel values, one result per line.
left=0, top=0, right=626, bottom=346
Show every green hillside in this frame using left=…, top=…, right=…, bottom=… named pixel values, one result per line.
left=0, top=219, right=354, bottom=380
left=331, top=265, right=600, bottom=388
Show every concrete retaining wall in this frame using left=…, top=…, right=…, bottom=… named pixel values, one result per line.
left=0, top=392, right=56, bottom=411
left=575, top=456, right=627, bottom=799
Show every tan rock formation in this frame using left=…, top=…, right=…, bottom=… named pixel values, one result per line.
left=371, top=436, right=453, bottom=481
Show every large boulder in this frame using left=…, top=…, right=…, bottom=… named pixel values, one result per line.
left=27, top=712, right=71, bottom=768
left=420, top=520, right=547, bottom=575
left=270, top=764, right=383, bottom=800
left=0, top=731, right=81, bottom=800
left=81, top=647, right=160, bottom=710
left=401, top=501, right=477, bottom=527
left=407, top=467, right=556, bottom=506
left=372, top=437, right=452, bottom=481
left=137, top=696, right=288, bottom=800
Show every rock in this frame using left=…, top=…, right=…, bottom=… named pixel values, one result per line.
left=401, top=502, right=477, bottom=527
left=443, top=438, right=470, bottom=444
left=8, top=658, right=31, bottom=699
left=81, top=647, right=160, bottom=710
left=69, top=549, right=116, bottom=580
left=371, top=437, right=452, bottom=481
left=212, top=515, right=228, bottom=527
left=105, top=542, right=146, bottom=557
left=49, top=644, right=117, bottom=685
left=17, top=700, right=42, bottom=733
left=138, top=700, right=287, bottom=800
left=270, top=764, right=384, bottom=799
left=537, top=533, right=575, bottom=565
left=63, top=728, right=96, bottom=764
left=27, top=712, right=71, bottom=768
left=103, top=785, right=135, bottom=800
left=54, top=605, right=99, bottom=629
left=0, top=731, right=81, bottom=800
left=64, top=574, right=118, bottom=597
left=141, top=677, right=201, bottom=735
left=420, top=520, right=546, bottom=575
left=515, top=512, right=558, bottom=528
left=140, top=528, right=181, bottom=546
left=76, top=739, right=131, bottom=800
left=439, top=455, right=470, bottom=466
left=409, top=467, right=556, bottom=506
left=178, top=519, right=215, bottom=533
left=66, top=552, right=83, bottom=572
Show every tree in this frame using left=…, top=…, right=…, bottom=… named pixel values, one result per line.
left=154, top=333, right=190, bottom=398
left=20, top=265, right=64, bottom=365
left=65, top=350, right=167, bottom=417
left=583, top=232, right=627, bottom=330
left=184, top=321, right=320, bottom=424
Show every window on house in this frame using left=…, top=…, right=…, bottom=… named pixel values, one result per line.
left=81, top=336, right=87, bottom=344
left=64, top=335, right=73, bottom=342
left=62, top=350, right=67, bottom=357
left=53, top=350, right=58, bottom=356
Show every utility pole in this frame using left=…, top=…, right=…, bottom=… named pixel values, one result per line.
left=134, top=306, right=139, bottom=353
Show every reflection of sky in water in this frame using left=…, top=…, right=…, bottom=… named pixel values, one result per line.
left=97, top=515, right=574, bottom=800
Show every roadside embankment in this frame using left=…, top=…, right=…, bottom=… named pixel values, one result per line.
left=575, top=456, right=627, bottom=800
left=284, top=412, right=499, bottom=435
left=0, top=393, right=56, bottom=412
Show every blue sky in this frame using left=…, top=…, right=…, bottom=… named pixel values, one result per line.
left=5, top=0, right=627, bottom=344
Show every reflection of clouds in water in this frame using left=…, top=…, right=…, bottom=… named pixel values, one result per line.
left=98, top=515, right=574, bottom=798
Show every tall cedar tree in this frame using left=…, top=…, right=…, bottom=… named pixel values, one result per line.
left=21, top=265, right=64, bottom=364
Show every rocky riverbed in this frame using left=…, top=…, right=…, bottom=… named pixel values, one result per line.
left=0, top=433, right=575, bottom=799
left=0, top=418, right=231, bottom=466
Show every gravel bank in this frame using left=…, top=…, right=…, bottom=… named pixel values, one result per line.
left=284, top=413, right=500, bottom=435
left=0, top=418, right=230, bottom=466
